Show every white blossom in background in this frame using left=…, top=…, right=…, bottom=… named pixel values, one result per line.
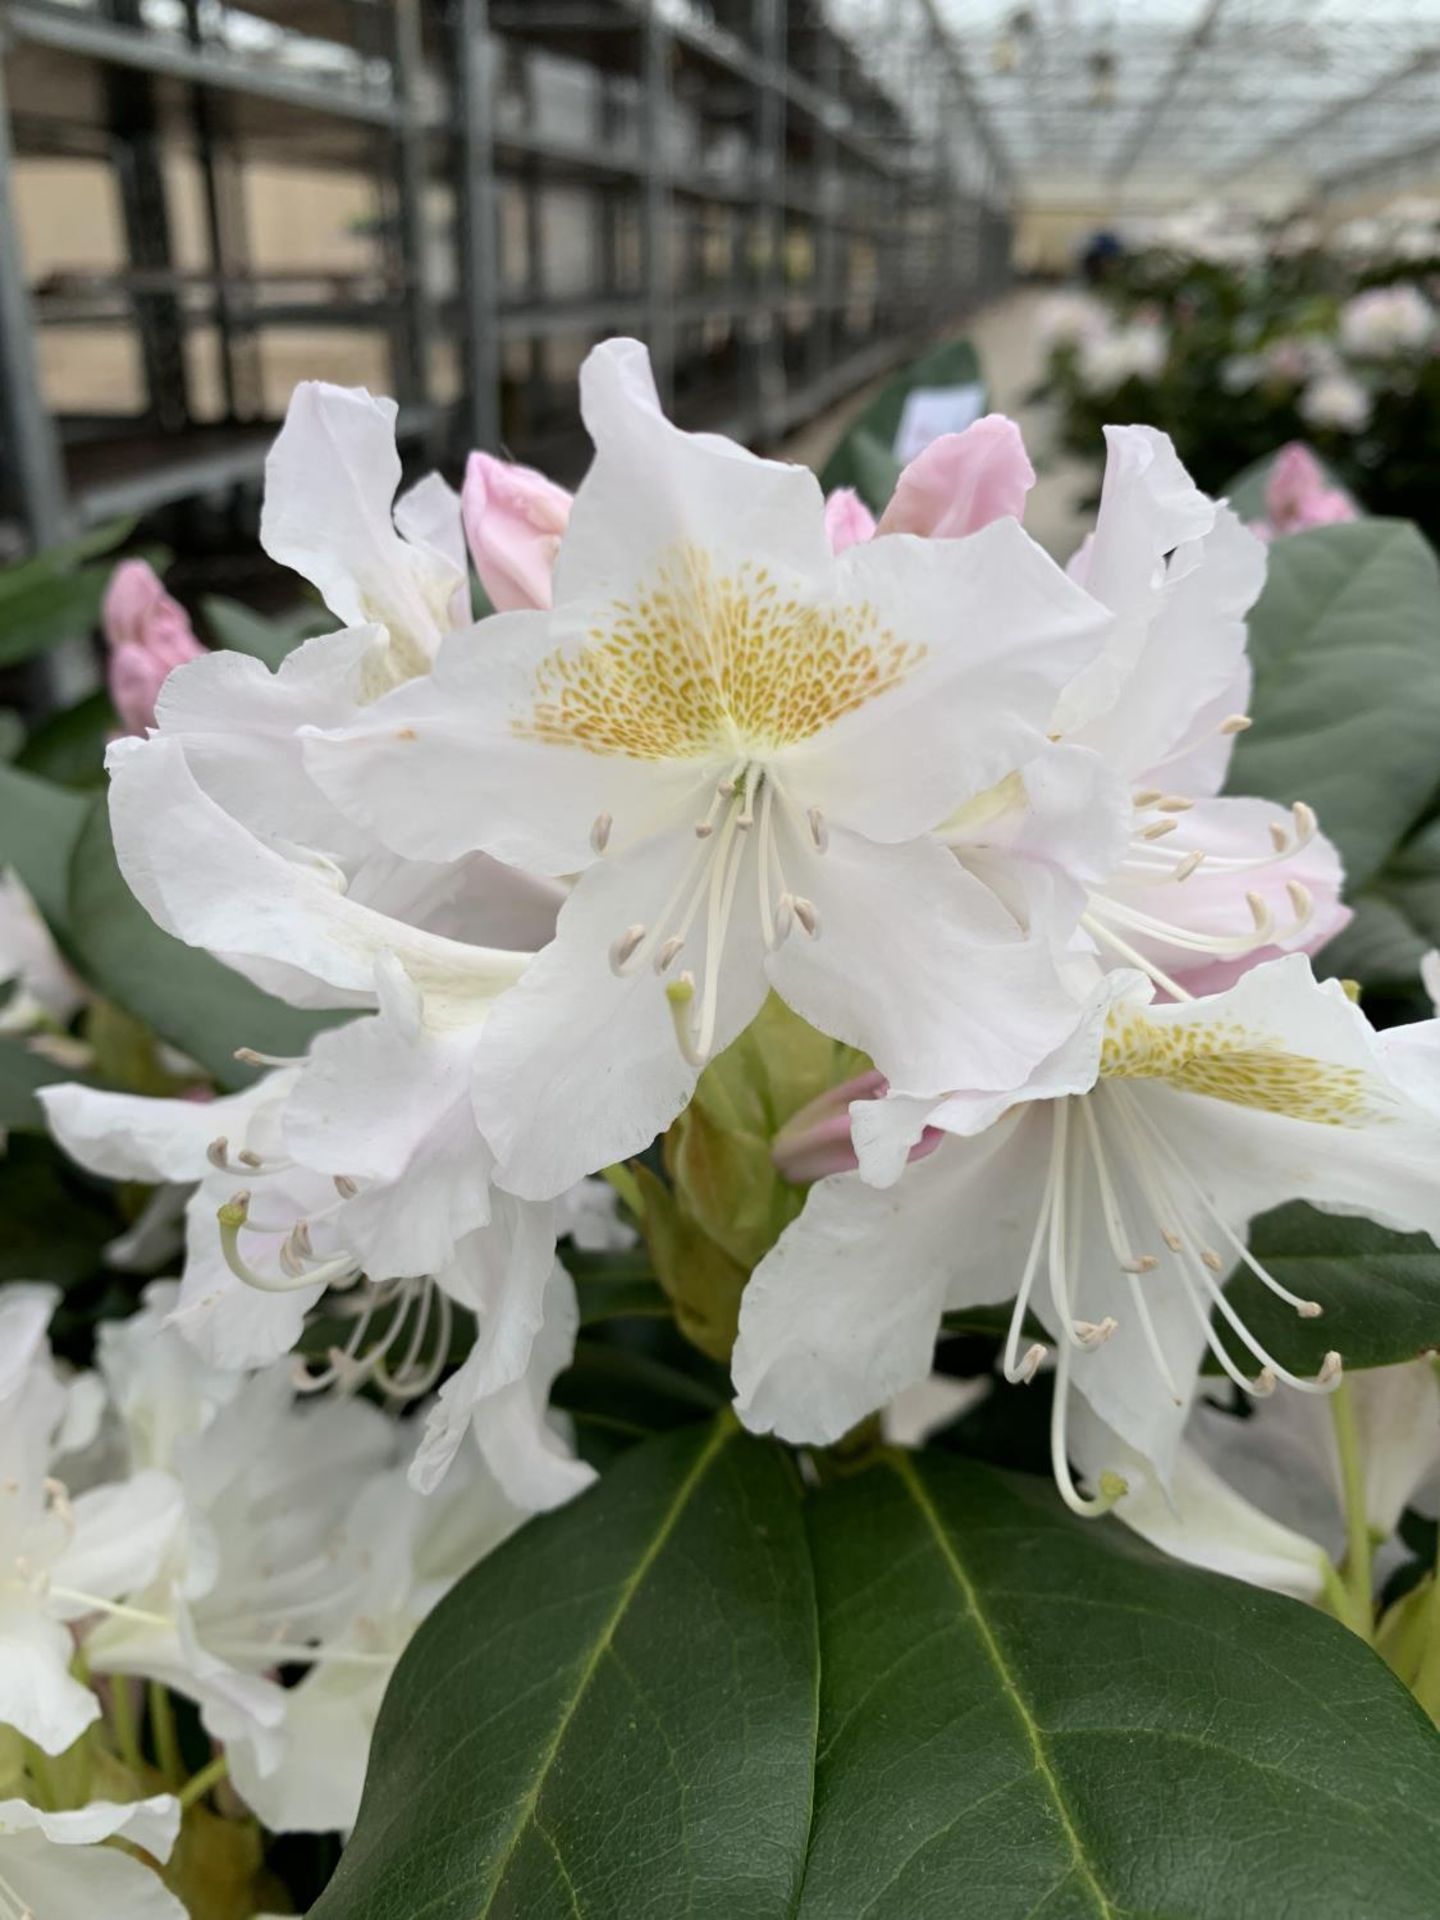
left=1299, top=370, right=1372, bottom=435
left=0, top=1794, right=184, bottom=1920
left=1076, top=318, right=1167, bottom=396
left=1338, top=284, right=1436, bottom=359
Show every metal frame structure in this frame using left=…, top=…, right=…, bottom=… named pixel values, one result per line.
left=0, top=0, right=1012, bottom=556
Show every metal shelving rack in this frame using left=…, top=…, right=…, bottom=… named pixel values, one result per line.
left=0, top=0, right=1012, bottom=558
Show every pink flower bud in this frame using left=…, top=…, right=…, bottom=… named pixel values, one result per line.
left=878, top=414, right=1035, bottom=540
left=772, top=1069, right=942, bottom=1185
left=823, top=487, right=876, bottom=554
left=1257, top=442, right=1358, bottom=539
left=462, top=451, right=573, bottom=612
left=102, top=560, right=204, bottom=736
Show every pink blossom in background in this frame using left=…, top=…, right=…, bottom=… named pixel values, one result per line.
left=461, top=451, right=573, bottom=611
left=772, top=1069, right=942, bottom=1185
left=102, top=559, right=204, bottom=736
left=878, top=414, right=1036, bottom=540
left=822, top=487, right=877, bottom=553
left=1250, top=442, right=1358, bottom=542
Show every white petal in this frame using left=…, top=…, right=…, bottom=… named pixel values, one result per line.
left=227, top=1656, right=386, bottom=1834
left=417, top=1238, right=592, bottom=1512
left=283, top=956, right=496, bottom=1277
left=1068, top=503, right=1263, bottom=781
left=0, top=1285, right=59, bottom=1401
left=165, top=1182, right=321, bottom=1369
left=473, top=825, right=767, bottom=1199
left=0, top=1599, right=100, bottom=1754
left=49, top=1471, right=186, bottom=1616
left=106, top=734, right=529, bottom=1016
left=735, top=1119, right=1042, bottom=1444
left=0, top=1793, right=180, bottom=1858
left=260, top=381, right=449, bottom=655
left=1068, top=1402, right=1329, bottom=1602
left=779, top=517, right=1108, bottom=844
left=300, top=611, right=712, bottom=872
left=394, top=470, right=470, bottom=629
left=765, top=823, right=1084, bottom=1100
left=153, top=625, right=389, bottom=856
left=561, top=337, right=834, bottom=600
left=40, top=1075, right=285, bottom=1184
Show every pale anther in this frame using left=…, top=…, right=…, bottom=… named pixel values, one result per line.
left=238, top=1148, right=263, bottom=1169
left=590, top=811, right=612, bottom=854
left=1318, top=1350, right=1343, bottom=1386
left=1219, top=713, right=1252, bottom=734
left=1298, top=1300, right=1323, bottom=1319
left=207, top=1137, right=230, bottom=1170
left=1172, top=851, right=1204, bottom=882
left=1140, top=818, right=1178, bottom=841
left=808, top=806, right=829, bottom=852
left=334, top=1174, right=359, bottom=1199
left=1201, top=1248, right=1224, bottom=1273
left=793, top=896, right=820, bottom=937
left=1245, top=890, right=1272, bottom=934
left=1268, top=821, right=1290, bottom=853
left=609, top=923, right=647, bottom=973
left=1015, top=1342, right=1046, bottom=1384
left=1132, top=787, right=1163, bottom=807
left=656, top=935, right=685, bottom=972
left=1157, top=796, right=1193, bottom=812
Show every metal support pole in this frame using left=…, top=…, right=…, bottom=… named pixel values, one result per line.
left=104, top=0, right=190, bottom=433
left=0, top=53, right=69, bottom=548
left=750, top=0, right=785, bottom=439
left=455, top=0, right=501, bottom=451
left=392, top=0, right=435, bottom=419
left=640, top=4, right=672, bottom=401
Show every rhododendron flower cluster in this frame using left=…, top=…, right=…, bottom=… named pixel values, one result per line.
left=14, top=333, right=1440, bottom=1907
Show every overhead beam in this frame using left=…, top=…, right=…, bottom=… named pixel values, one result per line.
left=1213, top=43, right=1440, bottom=184
left=1317, top=120, right=1440, bottom=198
left=1108, top=0, right=1229, bottom=183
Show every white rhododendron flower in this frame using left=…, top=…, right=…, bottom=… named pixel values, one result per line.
left=734, top=957, right=1440, bottom=1509
left=0, top=868, right=84, bottom=1035
left=298, top=337, right=1110, bottom=1197
left=0, top=1286, right=183, bottom=1755
left=1072, top=1358, right=1440, bottom=1603
left=961, top=424, right=1345, bottom=993
left=1299, top=370, right=1372, bottom=434
left=1338, top=284, right=1436, bottom=360
left=0, top=1795, right=184, bottom=1919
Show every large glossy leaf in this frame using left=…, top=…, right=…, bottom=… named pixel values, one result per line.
left=0, top=1037, right=96, bottom=1131
left=1228, top=519, right=1440, bottom=890
left=1320, top=817, right=1440, bottom=993
left=800, top=1451, right=1440, bottom=1919
left=1209, top=1200, right=1440, bottom=1379
left=314, top=1419, right=817, bottom=1920
left=200, top=594, right=330, bottom=670
left=66, top=797, right=340, bottom=1088
left=0, top=760, right=88, bottom=933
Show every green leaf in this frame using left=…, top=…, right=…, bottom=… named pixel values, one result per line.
left=0, top=567, right=109, bottom=667
left=200, top=594, right=330, bottom=670
left=17, top=690, right=119, bottom=791
left=799, top=1450, right=1440, bottom=1918
left=1229, top=519, right=1440, bottom=890
left=1209, top=1201, right=1440, bottom=1378
left=0, top=1136, right=119, bottom=1286
left=564, top=1245, right=670, bottom=1325
left=65, top=796, right=341, bottom=1088
left=314, top=1419, right=817, bottom=1920
left=0, top=1037, right=93, bottom=1131
left=0, top=761, right=88, bottom=933
left=1320, top=817, right=1440, bottom=992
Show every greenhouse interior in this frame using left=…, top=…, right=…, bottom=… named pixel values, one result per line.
left=6, top=3, right=1440, bottom=1917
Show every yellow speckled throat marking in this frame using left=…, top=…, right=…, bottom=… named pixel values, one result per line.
left=514, top=546, right=925, bottom=759
left=1099, top=1007, right=1371, bottom=1126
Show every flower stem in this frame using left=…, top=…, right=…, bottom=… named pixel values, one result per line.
left=1330, top=1378, right=1374, bottom=1642
left=23, top=1741, right=60, bottom=1812
left=178, top=1753, right=229, bottom=1812
left=149, top=1681, right=183, bottom=1790
left=108, top=1676, right=145, bottom=1777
